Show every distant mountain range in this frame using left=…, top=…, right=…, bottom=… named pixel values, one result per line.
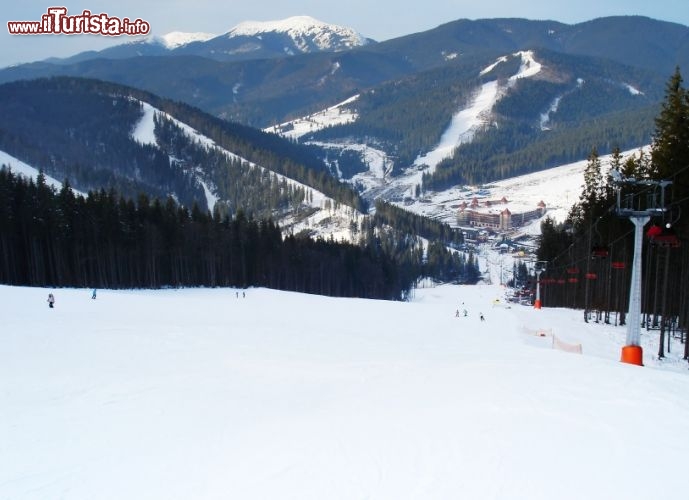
left=0, top=15, right=687, bottom=230
left=3, top=16, right=685, bottom=124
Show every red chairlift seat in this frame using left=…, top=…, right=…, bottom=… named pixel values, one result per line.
left=611, top=261, right=626, bottom=269
left=646, top=225, right=663, bottom=239
left=585, top=272, right=597, bottom=280
left=651, top=226, right=680, bottom=248
left=566, top=267, right=579, bottom=274
left=591, top=246, right=609, bottom=258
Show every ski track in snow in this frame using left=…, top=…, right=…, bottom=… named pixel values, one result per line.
left=413, top=80, right=499, bottom=173
left=1, top=282, right=688, bottom=500
left=130, top=103, right=158, bottom=147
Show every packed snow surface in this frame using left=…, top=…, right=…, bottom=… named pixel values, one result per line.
left=2, top=281, right=688, bottom=500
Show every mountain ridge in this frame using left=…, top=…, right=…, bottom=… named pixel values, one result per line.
left=4, top=16, right=685, bottom=124
left=42, top=15, right=374, bottom=65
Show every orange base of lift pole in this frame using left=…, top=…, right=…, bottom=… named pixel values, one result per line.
left=620, top=345, right=643, bottom=366
left=533, top=299, right=542, bottom=309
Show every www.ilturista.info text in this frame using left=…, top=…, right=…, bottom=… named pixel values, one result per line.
left=7, top=7, right=150, bottom=36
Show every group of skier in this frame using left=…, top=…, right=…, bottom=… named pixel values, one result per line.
left=455, top=303, right=485, bottom=321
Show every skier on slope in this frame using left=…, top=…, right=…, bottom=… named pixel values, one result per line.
left=47, top=293, right=55, bottom=308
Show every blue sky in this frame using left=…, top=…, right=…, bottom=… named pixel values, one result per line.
left=2, top=0, right=688, bottom=68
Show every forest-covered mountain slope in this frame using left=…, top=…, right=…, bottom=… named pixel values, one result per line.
left=295, top=48, right=664, bottom=198
left=0, top=77, right=365, bottom=225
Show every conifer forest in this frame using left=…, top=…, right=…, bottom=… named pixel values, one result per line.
left=535, top=69, right=689, bottom=359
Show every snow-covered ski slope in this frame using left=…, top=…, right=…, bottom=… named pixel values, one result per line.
left=2, top=282, right=688, bottom=500
left=129, top=100, right=365, bottom=241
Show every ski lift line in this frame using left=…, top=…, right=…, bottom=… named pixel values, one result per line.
left=537, top=205, right=617, bottom=273
left=665, top=193, right=689, bottom=211
left=544, top=187, right=671, bottom=273
left=536, top=165, right=686, bottom=283
left=661, top=161, right=689, bottom=184
left=542, top=227, right=636, bottom=275
left=541, top=164, right=687, bottom=277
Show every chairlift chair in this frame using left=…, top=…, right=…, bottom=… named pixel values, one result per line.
left=591, top=245, right=609, bottom=258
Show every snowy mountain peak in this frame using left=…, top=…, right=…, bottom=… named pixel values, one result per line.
left=148, top=31, right=216, bottom=49
left=226, top=15, right=371, bottom=51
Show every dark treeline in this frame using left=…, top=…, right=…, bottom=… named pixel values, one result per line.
left=535, top=68, right=689, bottom=358
left=0, top=168, right=407, bottom=299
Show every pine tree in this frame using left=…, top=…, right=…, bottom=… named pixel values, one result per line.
left=651, top=67, right=689, bottom=230
left=581, top=148, right=605, bottom=214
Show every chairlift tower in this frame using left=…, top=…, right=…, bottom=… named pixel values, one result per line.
left=612, top=172, right=672, bottom=366
left=533, top=261, right=547, bottom=309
